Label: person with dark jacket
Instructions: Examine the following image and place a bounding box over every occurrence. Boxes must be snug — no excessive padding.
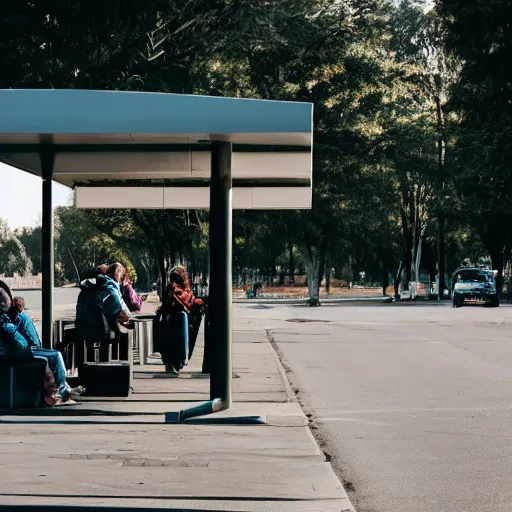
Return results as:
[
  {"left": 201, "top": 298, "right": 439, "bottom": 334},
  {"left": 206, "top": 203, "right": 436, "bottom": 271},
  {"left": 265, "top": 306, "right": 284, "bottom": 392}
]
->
[
  {"left": 75, "top": 263, "right": 128, "bottom": 358},
  {"left": 155, "top": 266, "right": 203, "bottom": 374},
  {"left": 0, "top": 285, "right": 80, "bottom": 404}
]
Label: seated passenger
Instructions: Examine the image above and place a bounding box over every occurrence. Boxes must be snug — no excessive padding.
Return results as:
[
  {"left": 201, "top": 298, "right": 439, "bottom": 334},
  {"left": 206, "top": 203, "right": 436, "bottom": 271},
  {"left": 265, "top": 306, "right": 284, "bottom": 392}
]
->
[
  {"left": 92, "top": 264, "right": 133, "bottom": 322},
  {"left": 121, "top": 273, "right": 142, "bottom": 313},
  {"left": 6, "top": 294, "right": 83, "bottom": 401},
  {"left": 75, "top": 263, "right": 129, "bottom": 360},
  {"left": 0, "top": 288, "right": 78, "bottom": 405}
]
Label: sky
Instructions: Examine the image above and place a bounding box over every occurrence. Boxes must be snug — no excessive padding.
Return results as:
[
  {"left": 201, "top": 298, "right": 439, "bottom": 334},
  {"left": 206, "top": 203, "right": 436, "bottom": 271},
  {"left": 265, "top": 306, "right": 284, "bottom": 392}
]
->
[{"left": 0, "top": 162, "right": 73, "bottom": 229}]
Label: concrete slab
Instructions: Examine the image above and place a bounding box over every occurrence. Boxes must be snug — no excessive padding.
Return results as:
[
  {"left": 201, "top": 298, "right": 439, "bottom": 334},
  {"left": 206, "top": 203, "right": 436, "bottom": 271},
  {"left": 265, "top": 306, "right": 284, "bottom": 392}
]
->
[{"left": 0, "top": 308, "right": 353, "bottom": 511}]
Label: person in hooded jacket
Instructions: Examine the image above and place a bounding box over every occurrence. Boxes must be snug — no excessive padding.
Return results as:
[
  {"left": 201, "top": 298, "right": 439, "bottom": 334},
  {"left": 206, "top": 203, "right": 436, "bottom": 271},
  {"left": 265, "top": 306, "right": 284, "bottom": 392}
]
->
[
  {"left": 75, "top": 263, "right": 128, "bottom": 361},
  {"left": 0, "top": 284, "right": 80, "bottom": 404}
]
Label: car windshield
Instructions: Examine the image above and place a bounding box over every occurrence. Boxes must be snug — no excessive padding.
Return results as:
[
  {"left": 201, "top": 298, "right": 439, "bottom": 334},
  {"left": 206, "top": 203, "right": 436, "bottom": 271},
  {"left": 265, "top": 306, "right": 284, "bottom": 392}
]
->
[{"left": 456, "top": 270, "right": 491, "bottom": 283}]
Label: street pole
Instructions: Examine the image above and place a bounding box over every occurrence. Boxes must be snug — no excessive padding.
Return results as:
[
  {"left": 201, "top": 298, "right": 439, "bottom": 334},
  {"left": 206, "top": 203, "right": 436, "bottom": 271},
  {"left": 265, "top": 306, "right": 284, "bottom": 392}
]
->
[
  {"left": 40, "top": 148, "right": 55, "bottom": 348},
  {"left": 208, "top": 140, "right": 232, "bottom": 405}
]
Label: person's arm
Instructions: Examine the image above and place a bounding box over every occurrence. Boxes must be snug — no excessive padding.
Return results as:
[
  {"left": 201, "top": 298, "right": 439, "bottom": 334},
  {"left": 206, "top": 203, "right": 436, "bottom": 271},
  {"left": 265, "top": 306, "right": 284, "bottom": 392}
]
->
[
  {"left": 0, "top": 316, "right": 33, "bottom": 360},
  {"left": 0, "top": 317, "right": 18, "bottom": 338},
  {"left": 122, "top": 283, "right": 142, "bottom": 313},
  {"left": 17, "top": 312, "right": 42, "bottom": 347},
  {"left": 101, "top": 293, "right": 123, "bottom": 334}
]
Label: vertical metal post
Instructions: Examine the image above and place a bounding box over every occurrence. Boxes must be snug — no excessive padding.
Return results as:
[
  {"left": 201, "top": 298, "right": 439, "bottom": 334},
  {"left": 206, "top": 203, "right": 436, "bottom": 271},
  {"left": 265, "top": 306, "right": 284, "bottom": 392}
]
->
[
  {"left": 209, "top": 140, "right": 232, "bottom": 405},
  {"left": 41, "top": 148, "right": 55, "bottom": 349}
]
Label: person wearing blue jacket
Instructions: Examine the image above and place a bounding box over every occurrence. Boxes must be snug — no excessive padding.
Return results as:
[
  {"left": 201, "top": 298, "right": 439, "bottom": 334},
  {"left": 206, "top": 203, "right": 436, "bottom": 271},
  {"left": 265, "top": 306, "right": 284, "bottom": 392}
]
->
[
  {"left": 0, "top": 290, "right": 79, "bottom": 402},
  {"left": 75, "top": 263, "right": 127, "bottom": 361}
]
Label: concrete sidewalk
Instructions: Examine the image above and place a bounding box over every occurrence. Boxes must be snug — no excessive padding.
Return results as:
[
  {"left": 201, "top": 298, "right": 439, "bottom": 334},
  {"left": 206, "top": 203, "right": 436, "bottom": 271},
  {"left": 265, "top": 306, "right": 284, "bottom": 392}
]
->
[{"left": 0, "top": 320, "right": 354, "bottom": 511}]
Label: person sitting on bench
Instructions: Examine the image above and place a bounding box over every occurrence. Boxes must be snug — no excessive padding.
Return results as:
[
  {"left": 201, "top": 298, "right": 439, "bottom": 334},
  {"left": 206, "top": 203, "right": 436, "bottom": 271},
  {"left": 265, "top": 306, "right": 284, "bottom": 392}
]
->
[
  {"left": 0, "top": 288, "right": 80, "bottom": 405},
  {"left": 121, "top": 273, "right": 142, "bottom": 313},
  {"left": 91, "top": 264, "right": 134, "bottom": 325},
  {"left": 75, "top": 262, "right": 129, "bottom": 361}
]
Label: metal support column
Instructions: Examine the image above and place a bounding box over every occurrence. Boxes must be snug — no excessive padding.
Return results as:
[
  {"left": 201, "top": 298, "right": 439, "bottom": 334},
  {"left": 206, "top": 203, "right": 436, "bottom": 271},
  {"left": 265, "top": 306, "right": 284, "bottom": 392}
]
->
[
  {"left": 209, "top": 140, "right": 232, "bottom": 405},
  {"left": 41, "top": 148, "right": 55, "bottom": 349},
  {"left": 167, "top": 141, "right": 264, "bottom": 424}
]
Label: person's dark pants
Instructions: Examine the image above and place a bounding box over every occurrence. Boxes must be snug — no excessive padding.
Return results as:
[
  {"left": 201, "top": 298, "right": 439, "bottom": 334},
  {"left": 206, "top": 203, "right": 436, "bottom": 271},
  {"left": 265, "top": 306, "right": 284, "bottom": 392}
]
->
[
  {"left": 31, "top": 347, "right": 71, "bottom": 399},
  {"left": 157, "top": 312, "right": 189, "bottom": 372},
  {"left": 188, "top": 307, "right": 203, "bottom": 359}
]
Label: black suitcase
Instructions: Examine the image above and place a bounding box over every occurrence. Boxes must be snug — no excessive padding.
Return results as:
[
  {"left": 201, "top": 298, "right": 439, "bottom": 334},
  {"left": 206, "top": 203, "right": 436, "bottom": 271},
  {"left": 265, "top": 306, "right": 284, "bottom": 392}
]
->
[
  {"left": 78, "top": 362, "right": 132, "bottom": 397},
  {"left": 0, "top": 359, "right": 46, "bottom": 409}
]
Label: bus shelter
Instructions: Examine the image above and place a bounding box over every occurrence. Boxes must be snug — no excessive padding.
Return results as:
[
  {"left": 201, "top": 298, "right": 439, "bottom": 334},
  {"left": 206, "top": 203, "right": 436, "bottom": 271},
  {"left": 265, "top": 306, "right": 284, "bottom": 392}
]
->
[{"left": 0, "top": 89, "right": 313, "bottom": 421}]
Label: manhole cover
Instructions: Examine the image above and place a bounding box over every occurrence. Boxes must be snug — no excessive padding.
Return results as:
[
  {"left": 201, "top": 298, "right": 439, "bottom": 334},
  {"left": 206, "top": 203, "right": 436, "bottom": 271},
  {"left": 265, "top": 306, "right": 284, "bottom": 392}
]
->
[{"left": 286, "top": 319, "right": 330, "bottom": 323}]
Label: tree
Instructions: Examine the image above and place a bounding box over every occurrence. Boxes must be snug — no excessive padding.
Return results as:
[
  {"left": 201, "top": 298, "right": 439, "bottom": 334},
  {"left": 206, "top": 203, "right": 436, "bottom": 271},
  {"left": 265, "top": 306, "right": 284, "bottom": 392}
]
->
[
  {"left": 85, "top": 207, "right": 205, "bottom": 294},
  {"left": 15, "top": 226, "right": 42, "bottom": 275},
  {"left": 437, "top": 0, "right": 512, "bottom": 294},
  {"left": 0, "top": 219, "right": 31, "bottom": 277},
  {"left": 55, "top": 207, "right": 135, "bottom": 284}
]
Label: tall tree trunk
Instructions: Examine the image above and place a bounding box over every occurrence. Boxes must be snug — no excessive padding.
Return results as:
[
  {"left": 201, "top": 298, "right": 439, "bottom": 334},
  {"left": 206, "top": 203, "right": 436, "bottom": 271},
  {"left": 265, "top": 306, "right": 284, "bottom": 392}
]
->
[
  {"left": 437, "top": 217, "right": 446, "bottom": 298},
  {"left": 404, "top": 226, "right": 413, "bottom": 291},
  {"left": 157, "top": 249, "right": 167, "bottom": 298},
  {"left": 170, "top": 247, "right": 177, "bottom": 267},
  {"left": 394, "top": 261, "right": 403, "bottom": 298},
  {"left": 348, "top": 253, "right": 354, "bottom": 287},
  {"left": 288, "top": 244, "right": 294, "bottom": 285},
  {"left": 141, "top": 260, "right": 150, "bottom": 291},
  {"left": 413, "top": 225, "right": 425, "bottom": 285},
  {"left": 318, "top": 241, "right": 326, "bottom": 292},
  {"left": 304, "top": 246, "right": 322, "bottom": 306},
  {"left": 435, "top": 94, "right": 447, "bottom": 300},
  {"left": 325, "top": 260, "right": 331, "bottom": 295},
  {"left": 400, "top": 204, "right": 413, "bottom": 292},
  {"left": 382, "top": 260, "right": 390, "bottom": 297}
]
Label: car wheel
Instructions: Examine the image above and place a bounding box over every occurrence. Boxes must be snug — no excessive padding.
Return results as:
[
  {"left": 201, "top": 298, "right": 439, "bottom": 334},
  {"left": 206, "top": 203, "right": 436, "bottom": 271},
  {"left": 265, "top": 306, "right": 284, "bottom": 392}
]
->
[
  {"left": 489, "top": 297, "right": 500, "bottom": 308},
  {"left": 452, "top": 296, "right": 461, "bottom": 308}
]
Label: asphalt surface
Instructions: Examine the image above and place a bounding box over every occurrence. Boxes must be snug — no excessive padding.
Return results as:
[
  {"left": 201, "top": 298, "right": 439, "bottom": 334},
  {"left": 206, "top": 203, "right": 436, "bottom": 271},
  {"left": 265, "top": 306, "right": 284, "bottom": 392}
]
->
[
  {"left": 264, "top": 302, "right": 512, "bottom": 512},
  {"left": 18, "top": 288, "right": 80, "bottom": 310}
]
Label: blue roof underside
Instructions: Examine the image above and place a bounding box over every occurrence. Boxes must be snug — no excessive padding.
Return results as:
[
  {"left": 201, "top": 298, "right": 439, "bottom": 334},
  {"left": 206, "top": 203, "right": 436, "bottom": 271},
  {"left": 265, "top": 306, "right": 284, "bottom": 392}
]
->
[{"left": 0, "top": 90, "right": 312, "bottom": 136}]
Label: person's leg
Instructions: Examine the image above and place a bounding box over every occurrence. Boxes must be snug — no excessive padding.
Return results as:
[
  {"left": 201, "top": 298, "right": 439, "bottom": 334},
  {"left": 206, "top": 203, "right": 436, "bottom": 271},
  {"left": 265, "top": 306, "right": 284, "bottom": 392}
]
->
[
  {"left": 170, "top": 312, "right": 189, "bottom": 371},
  {"left": 159, "top": 315, "right": 178, "bottom": 373},
  {"left": 31, "top": 348, "right": 71, "bottom": 399},
  {"left": 180, "top": 312, "right": 189, "bottom": 367}
]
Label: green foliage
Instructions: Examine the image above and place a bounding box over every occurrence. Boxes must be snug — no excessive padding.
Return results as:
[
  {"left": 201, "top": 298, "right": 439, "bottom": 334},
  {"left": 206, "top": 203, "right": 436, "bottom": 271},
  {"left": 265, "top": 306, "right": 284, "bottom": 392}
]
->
[
  {"left": 15, "top": 226, "right": 42, "bottom": 275},
  {"left": 437, "top": 0, "right": 512, "bottom": 283},
  {"left": 54, "top": 207, "right": 135, "bottom": 284},
  {"left": 2, "top": 0, "right": 504, "bottom": 299},
  {"left": 0, "top": 219, "right": 31, "bottom": 277}
]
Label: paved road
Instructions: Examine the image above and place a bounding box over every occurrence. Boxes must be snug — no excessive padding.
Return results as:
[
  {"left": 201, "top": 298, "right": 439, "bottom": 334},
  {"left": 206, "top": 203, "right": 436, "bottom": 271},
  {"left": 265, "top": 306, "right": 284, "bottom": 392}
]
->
[
  {"left": 15, "top": 288, "right": 80, "bottom": 311},
  {"left": 263, "top": 303, "right": 512, "bottom": 512}
]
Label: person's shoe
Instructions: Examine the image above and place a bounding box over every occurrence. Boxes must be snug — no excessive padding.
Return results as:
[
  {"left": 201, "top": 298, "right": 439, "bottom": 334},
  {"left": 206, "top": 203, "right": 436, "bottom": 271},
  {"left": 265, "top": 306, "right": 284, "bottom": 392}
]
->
[
  {"left": 70, "top": 386, "right": 86, "bottom": 400},
  {"left": 165, "top": 365, "right": 179, "bottom": 375},
  {"left": 44, "top": 392, "right": 62, "bottom": 407},
  {"left": 58, "top": 398, "right": 78, "bottom": 406}
]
